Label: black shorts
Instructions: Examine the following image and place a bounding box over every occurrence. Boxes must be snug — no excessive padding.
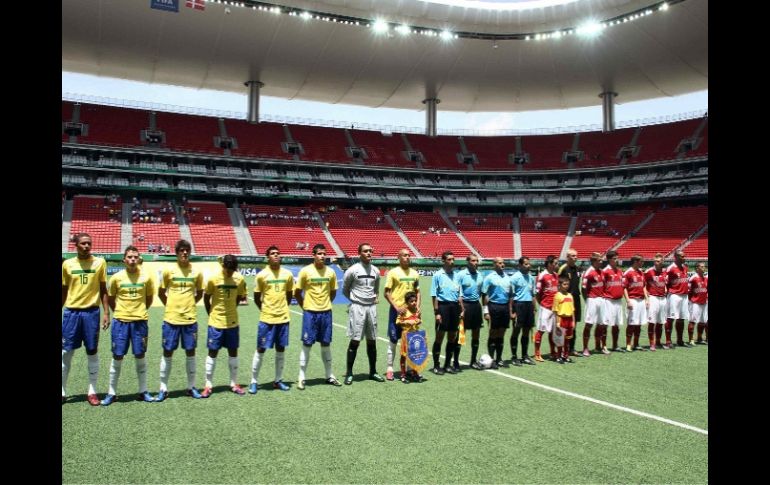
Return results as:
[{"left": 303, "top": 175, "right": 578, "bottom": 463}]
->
[
  {"left": 514, "top": 301, "right": 535, "bottom": 328},
  {"left": 489, "top": 302, "right": 511, "bottom": 329},
  {"left": 436, "top": 301, "right": 461, "bottom": 332},
  {"left": 462, "top": 301, "right": 482, "bottom": 330}
]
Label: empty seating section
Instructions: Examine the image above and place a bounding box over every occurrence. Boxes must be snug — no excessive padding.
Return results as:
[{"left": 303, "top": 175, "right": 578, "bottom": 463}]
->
[
  {"left": 577, "top": 128, "right": 635, "bottom": 167},
  {"left": 69, "top": 195, "right": 123, "bottom": 252},
  {"left": 241, "top": 204, "right": 329, "bottom": 256},
  {"left": 392, "top": 212, "right": 472, "bottom": 258},
  {"left": 79, "top": 103, "right": 149, "bottom": 147},
  {"left": 520, "top": 134, "right": 574, "bottom": 170},
  {"left": 406, "top": 134, "right": 464, "bottom": 170},
  {"left": 631, "top": 119, "right": 701, "bottom": 163},
  {"left": 348, "top": 130, "right": 408, "bottom": 167},
  {"left": 691, "top": 123, "right": 708, "bottom": 156},
  {"left": 184, "top": 201, "right": 241, "bottom": 255},
  {"left": 321, "top": 209, "right": 408, "bottom": 257},
  {"left": 131, "top": 200, "right": 180, "bottom": 253},
  {"left": 463, "top": 136, "right": 516, "bottom": 170},
  {"left": 519, "top": 216, "right": 571, "bottom": 258},
  {"left": 225, "top": 120, "right": 292, "bottom": 160},
  {"left": 684, "top": 229, "right": 708, "bottom": 259},
  {"left": 570, "top": 213, "right": 648, "bottom": 255},
  {"left": 453, "top": 215, "right": 514, "bottom": 258},
  {"left": 62, "top": 101, "right": 74, "bottom": 142},
  {"left": 617, "top": 206, "right": 707, "bottom": 258},
  {"left": 290, "top": 125, "right": 351, "bottom": 163},
  {"left": 156, "top": 112, "right": 221, "bottom": 154}
]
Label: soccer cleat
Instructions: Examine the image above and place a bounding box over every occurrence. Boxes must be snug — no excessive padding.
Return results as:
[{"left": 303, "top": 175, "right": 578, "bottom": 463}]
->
[
  {"left": 186, "top": 387, "right": 202, "bottom": 399},
  {"left": 626, "top": 345, "right": 633, "bottom": 352},
  {"left": 695, "top": 339, "right": 706, "bottom": 345},
  {"left": 582, "top": 348, "right": 591, "bottom": 357},
  {"left": 273, "top": 381, "right": 291, "bottom": 391},
  {"left": 138, "top": 391, "right": 155, "bottom": 402},
  {"left": 413, "top": 373, "right": 426, "bottom": 383},
  {"left": 612, "top": 347, "right": 626, "bottom": 353},
  {"left": 200, "top": 387, "right": 213, "bottom": 398},
  {"left": 87, "top": 394, "right": 101, "bottom": 406},
  {"left": 248, "top": 383, "right": 259, "bottom": 394},
  {"left": 325, "top": 377, "right": 342, "bottom": 387},
  {"left": 62, "top": 396, "right": 66, "bottom": 404},
  {"left": 344, "top": 375, "right": 353, "bottom": 385},
  {"left": 231, "top": 384, "right": 246, "bottom": 395},
  {"left": 601, "top": 347, "right": 611, "bottom": 355},
  {"left": 385, "top": 370, "right": 394, "bottom": 381},
  {"left": 470, "top": 362, "right": 482, "bottom": 370},
  {"left": 556, "top": 357, "right": 565, "bottom": 364},
  {"left": 684, "top": 341, "right": 695, "bottom": 348},
  {"left": 444, "top": 366, "right": 457, "bottom": 374},
  {"left": 649, "top": 344, "right": 656, "bottom": 351},
  {"left": 100, "top": 394, "right": 117, "bottom": 406},
  {"left": 496, "top": 360, "right": 508, "bottom": 368},
  {"left": 564, "top": 357, "right": 574, "bottom": 363},
  {"left": 511, "top": 358, "right": 522, "bottom": 367},
  {"left": 400, "top": 374, "right": 409, "bottom": 384},
  {"left": 571, "top": 350, "right": 581, "bottom": 357},
  {"left": 431, "top": 367, "right": 445, "bottom": 375},
  {"left": 634, "top": 346, "right": 647, "bottom": 352},
  {"left": 369, "top": 373, "right": 385, "bottom": 383},
  {"left": 297, "top": 380, "right": 306, "bottom": 390},
  {"left": 521, "top": 356, "right": 536, "bottom": 365},
  {"left": 155, "top": 390, "right": 168, "bottom": 402},
  {"left": 662, "top": 344, "right": 672, "bottom": 350},
  {"left": 534, "top": 354, "right": 545, "bottom": 362},
  {"left": 490, "top": 361, "right": 499, "bottom": 369},
  {"left": 452, "top": 364, "right": 462, "bottom": 373}
]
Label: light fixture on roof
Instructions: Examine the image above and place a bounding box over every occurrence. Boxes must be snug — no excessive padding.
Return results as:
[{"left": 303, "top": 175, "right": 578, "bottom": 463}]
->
[
  {"left": 395, "top": 24, "right": 411, "bottom": 35},
  {"left": 372, "top": 19, "right": 389, "bottom": 32},
  {"left": 440, "top": 30, "right": 454, "bottom": 40}
]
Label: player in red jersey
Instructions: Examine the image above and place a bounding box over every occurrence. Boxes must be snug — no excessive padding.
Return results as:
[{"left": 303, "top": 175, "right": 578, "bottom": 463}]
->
[
  {"left": 644, "top": 253, "right": 668, "bottom": 351},
  {"left": 581, "top": 252, "right": 605, "bottom": 356},
  {"left": 601, "top": 250, "right": 625, "bottom": 353},
  {"left": 688, "top": 262, "right": 708, "bottom": 345},
  {"left": 534, "top": 255, "right": 559, "bottom": 362},
  {"left": 665, "top": 250, "right": 690, "bottom": 348},
  {"left": 622, "top": 255, "right": 648, "bottom": 351}
]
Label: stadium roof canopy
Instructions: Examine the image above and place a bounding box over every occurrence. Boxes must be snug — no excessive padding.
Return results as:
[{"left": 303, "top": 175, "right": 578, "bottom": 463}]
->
[{"left": 62, "top": 0, "right": 707, "bottom": 112}]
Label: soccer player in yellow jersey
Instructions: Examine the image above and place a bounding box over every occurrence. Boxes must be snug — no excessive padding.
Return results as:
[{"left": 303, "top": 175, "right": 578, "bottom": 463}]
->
[
  {"left": 101, "top": 246, "right": 155, "bottom": 405},
  {"left": 201, "top": 255, "right": 248, "bottom": 398},
  {"left": 383, "top": 248, "right": 420, "bottom": 381},
  {"left": 250, "top": 246, "right": 295, "bottom": 393},
  {"left": 62, "top": 233, "right": 109, "bottom": 405},
  {"left": 156, "top": 240, "right": 204, "bottom": 402},
  {"left": 294, "top": 244, "right": 342, "bottom": 390}
]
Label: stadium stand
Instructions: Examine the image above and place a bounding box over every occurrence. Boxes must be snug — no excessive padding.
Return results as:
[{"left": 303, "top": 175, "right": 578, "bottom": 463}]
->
[
  {"left": 225, "top": 119, "right": 293, "bottom": 160},
  {"left": 69, "top": 195, "right": 123, "bottom": 253},
  {"left": 519, "top": 134, "right": 574, "bottom": 170},
  {"left": 631, "top": 118, "right": 702, "bottom": 163},
  {"left": 453, "top": 215, "right": 515, "bottom": 258},
  {"left": 130, "top": 200, "right": 181, "bottom": 254},
  {"left": 570, "top": 212, "right": 649, "bottom": 255},
  {"left": 155, "top": 112, "right": 221, "bottom": 154},
  {"left": 392, "top": 211, "right": 472, "bottom": 258},
  {"left": 291, "top": 125, "right": 351, "bottom": 163},
  {"left": 405, "top": 134, "right": 464, "bottom": 170},
  {"left": 78, "top": 103, "right": 149, "bottom": 148},
  {"left": 518, "top": 216, "right": 571, "bottom": 258},
  {"left": 617, "top": 205, "right": 708, "bottom": 258},
  {"left": 241, "top": 204, "right": 330, "bottom": 256},
  {"left": 320, "top": 208, "right": 410, "bottom": 258},
  {"left": 183, "top": 201, "right": 241, "bottom": 255},
  {"left": 348, "top": 130, "right": 409, "bottom": 167},
  {"left": 684, "top": 229, "right": 708, "bottom": 259},
  {"left": 462, "top": 136, "right": 517, "bottom": 170}
]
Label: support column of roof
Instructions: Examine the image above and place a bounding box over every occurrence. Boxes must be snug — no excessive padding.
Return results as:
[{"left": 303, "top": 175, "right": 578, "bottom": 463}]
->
[
  {"left": 423, "top": 97, "right": 440, "bottom": 137},
  {"left": 600, "top": 91, "right": 617, "bottom": 132},
  {"left": 245, "top": 81, "right": 264, "bottom": 124}
]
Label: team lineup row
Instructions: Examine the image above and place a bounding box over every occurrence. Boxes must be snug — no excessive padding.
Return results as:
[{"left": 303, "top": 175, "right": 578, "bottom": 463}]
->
[{"left": 61, "top": 234, "right": 708, "bottom": 405}]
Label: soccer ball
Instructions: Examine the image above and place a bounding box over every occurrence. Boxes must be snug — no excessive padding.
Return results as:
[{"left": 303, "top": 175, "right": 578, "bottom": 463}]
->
[{"left": 478, "top": 354, "right": 493, "bottom": 369}]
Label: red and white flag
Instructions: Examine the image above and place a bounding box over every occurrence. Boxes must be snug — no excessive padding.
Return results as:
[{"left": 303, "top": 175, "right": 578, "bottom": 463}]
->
[{"left": 185, "top": 0, "right": 205, "bottom": 11}]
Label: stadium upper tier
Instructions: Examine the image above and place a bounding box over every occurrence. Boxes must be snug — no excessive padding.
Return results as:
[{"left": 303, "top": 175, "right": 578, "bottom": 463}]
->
[{"left": 63, "top": 101, "right": 708, "bottom": 171}]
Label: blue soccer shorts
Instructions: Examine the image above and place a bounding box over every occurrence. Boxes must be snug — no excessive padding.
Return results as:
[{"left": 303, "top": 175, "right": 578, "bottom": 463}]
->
[
  {"left": 62, "top": 307, "right": 101, "bottom": 352},
  {"left": 111, "top": 319, "right": 148, "bottom": 356},
  {"left": 207, "top": 326, "right": 240, "bottom": 351},
  {"left": 258, "top": 322, "right": 289, "bottom": 349},
  {"left": 301, "top": 310, "right": 333, "bottom": 346},
  {"left": 162, "top": 321, "right": 198, "bottom": 351}
]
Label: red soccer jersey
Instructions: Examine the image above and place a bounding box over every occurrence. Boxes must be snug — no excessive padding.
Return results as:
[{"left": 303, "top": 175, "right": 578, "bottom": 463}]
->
[
  {"left": 536, "top": 270, "right": 559, "bottom": 308},
  {"left": 602, "top": 265, "right": 624, "bottom": 300},
  {"left": 665, "top": 263, "right": 689, "bottom": 295},
  {"left": 688, "top": 274, "right": 708, "bottom": 304},
  {"left": 644, "top": 267, "right": 667, "bottom": 297},
  {"left": 582, "top": 266, "right": 604, "bottom": 298},
  {"left": 623, "top": 268, "right": 646, "bottom": 299}
]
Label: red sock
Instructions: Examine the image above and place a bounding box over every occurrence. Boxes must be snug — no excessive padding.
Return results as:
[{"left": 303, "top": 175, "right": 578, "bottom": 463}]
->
[
  {"left": 665, "top": 320, "right": 673, "bottom": 345},
  {"left": 675, "top": 319, "right": 685, "bottom": 344},
  {"left": 625, "top": 328, "right": 633, "bottom": 347},
  {"left": 534, "top": 330, "right": 543, "bottom": 354},
  {"left": 697, "top": 323, "right": 705, "bottom": 341},
  {"left": 648, "top": 325, "right": 655, "bottom": 346},
  {"left": 656, "top": 323, "right": 664, "bottom": 345},
  {"left": 611, "top": 326, "right": 619, "bottom": 348},
  {"left": 687, "top": 322, "right": 695, "bottom": 341},
  {"left": 633, "top": 326, "right": 641, "bottom": 348}
]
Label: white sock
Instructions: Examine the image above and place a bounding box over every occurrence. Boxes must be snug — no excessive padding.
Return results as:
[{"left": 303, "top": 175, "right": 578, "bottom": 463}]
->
[
  {"left": 205, "top": 356, "right": 216, "bottom": 389},
  {"left": 135, "top": 357, "right": 147, "bottom": 393},
  {"left": 298, "top": 345, "right": 311, "bottom": 382},
  {"left": 87, "top": 354, "right": 99, "bottom": 395},
  {"left": 251, "top": 351, "right": 263, "bottom": 384},
  {"left": 62, "top": 350, "right": 74, "bottom": 397},
  {"left": 186, "top": 356, "right": 197, "bottom": 389},
  {"left": 321, "top": 346, "right": 334, "bottom": 379},
  {"left": 228, "top": 357, "right": 239, "bottom": 387},
  {"left": 159, "top": 356, "right": 172, "bottom": 391},
  {"left": 275, "top": 352, "right": 285, "bottom": 382},
  {"left": 108, "top": 358, "right": 122, "bottom": 395},
  {"left": 387, "top": 341, "right": 397, "bottom": 370}
]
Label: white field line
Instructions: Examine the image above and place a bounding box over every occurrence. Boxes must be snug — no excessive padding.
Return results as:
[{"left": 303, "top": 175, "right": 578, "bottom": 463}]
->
[{"left": 289, "top": 309, "right": 708, "bottom": 436}]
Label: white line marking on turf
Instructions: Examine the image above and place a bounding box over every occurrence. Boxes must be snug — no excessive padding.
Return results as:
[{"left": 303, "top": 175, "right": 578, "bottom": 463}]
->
[{"left": 290, "top": 308, "right": 708, "bottom": 436}]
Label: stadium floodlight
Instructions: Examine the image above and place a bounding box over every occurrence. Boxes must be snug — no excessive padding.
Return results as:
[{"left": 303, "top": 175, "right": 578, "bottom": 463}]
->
[
  {"left": 300, "top": 11, "right": 311, "bottom": 20},
  {"left": 576, "top": 21, "right": 603, "bottom": 37},
  {"left": 440, "top": 30, "right": 454, "bottom": 40},
  {"left": 395, "top": 24, "right": 411, "bottom": 35},
  {"left": 660, "top": 2, "right": 669, "bottom": 11},
  {"left": 372, "top": 19, "right": 389, "bottom": 33}
]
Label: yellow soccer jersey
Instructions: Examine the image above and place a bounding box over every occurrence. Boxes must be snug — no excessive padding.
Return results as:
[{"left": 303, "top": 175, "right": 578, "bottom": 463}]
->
[
  {"left": 384, "top": 266, "right": 420, "bottom": 308},
  {"left": 108, "top": 269, "right": 155, "bottom": 321},
  {"left": 396, "top": 308, "right": 422, "bottom": 331},
  {"left": 160, "top": 264, "right": 204, "bottom": 325},
  {"left": 62, "top": 256, "right": 107, "bottom": 309},
  {"left": 552, "top": 291, "right": 575, "bottom": 318},
  {"left": 297, "top": 264, "right": 338, "bottom": 312},
  {"left": 205, "top": 271, "right": 247, "bottom": 329},
  {"left": 255, "top": 267, "right": 295, "bottom": 324}
]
